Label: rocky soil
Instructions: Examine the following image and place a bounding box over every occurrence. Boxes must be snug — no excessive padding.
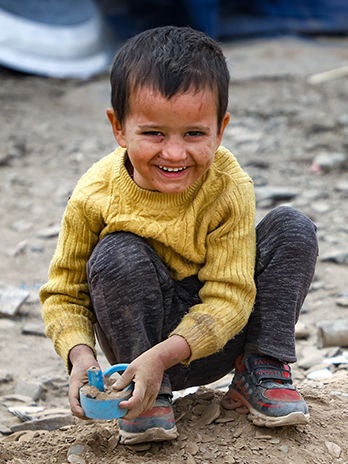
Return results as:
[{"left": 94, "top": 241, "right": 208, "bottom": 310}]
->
[{"left": 0, "top": 35, "right": 348, "bottom": 463}]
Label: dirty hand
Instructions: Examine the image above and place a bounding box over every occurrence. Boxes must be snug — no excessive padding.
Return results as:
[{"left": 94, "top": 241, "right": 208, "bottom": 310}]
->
[
  {"left": 68, "top": 344, "right": 100, "bottom": 418},
  {"left": 113, "top": 335, "right": 191, "bottom": 420},
  {"left": 114, "top": 350, "right": 165, "bottom": 419}
]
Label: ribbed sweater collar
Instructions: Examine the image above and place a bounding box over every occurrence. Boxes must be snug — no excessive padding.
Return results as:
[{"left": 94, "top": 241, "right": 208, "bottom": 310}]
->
[{"left": 115, "top": 147, "right": 207, "bottom": 209}]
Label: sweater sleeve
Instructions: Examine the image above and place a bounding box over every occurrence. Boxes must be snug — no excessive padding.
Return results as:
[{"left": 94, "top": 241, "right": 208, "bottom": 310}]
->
[
  {"left": 170, "top": 178, "right": 256, "bottom": 363},
  {"left": 40, "top": 197, "right": 101, "bottom": 371}
]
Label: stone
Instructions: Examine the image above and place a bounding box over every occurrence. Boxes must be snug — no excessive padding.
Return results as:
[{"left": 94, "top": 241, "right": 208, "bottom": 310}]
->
[
  {"left": 14, "top": 381, "right": 43, "bottom": 402},
  {"left": 186, "top": 442, "right": 199, "bottom": 455},
  {"left": 10, "top": 413, "right": 75, "bottom": 432},
  {"left": 311, "top": 152, "right": 347, "bottom": 172},
  {"left": 325, "top": 441, "right": 341, "bottom": 458},
  {"left": 21, "top": 322, "right": 46, "bottom": 337},
  {"left": 37, "top": 224, "right": 61, "bottom": 238},
  {"left": 0, "top": 370, "right": 13, "bottom": 384},
  {"left": 199, "top": 401, "right": 221, "bottom": 425},
  {"left": 0, "top": 283, "right": 29, "bottom": 317},
  {"left": 295, "top": 322, "right": 311, "bottom": 340},
  {"left": 67, "top": 444, "right": 88, "bottom": 464},
  {"left": 255, "top": 185, "right": 299, "bottom": 204},
  {"left": 321, "top": 251, "right": 348, "bottom": 265}
]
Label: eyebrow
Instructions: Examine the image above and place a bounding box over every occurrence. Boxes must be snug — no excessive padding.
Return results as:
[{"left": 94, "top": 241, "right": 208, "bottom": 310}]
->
[{"left": 137, "top": 124, "right": 211, "bottom": 131}]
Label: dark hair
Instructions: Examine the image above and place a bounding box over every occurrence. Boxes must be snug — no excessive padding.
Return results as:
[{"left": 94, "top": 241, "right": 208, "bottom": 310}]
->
[{"left": 110, "top": 26, "right": 229, "bottom": 129}]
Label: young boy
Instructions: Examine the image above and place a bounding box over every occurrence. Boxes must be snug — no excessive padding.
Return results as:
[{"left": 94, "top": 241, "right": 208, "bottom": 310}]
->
[{"left": 40, "top": 26, "right": 318, "bottom": 445}]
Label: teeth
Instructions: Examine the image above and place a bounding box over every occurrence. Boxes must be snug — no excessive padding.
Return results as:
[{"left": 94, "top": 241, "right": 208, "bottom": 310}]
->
[{"left": 159, "top": 166, "right": 186, "bottom": 172}]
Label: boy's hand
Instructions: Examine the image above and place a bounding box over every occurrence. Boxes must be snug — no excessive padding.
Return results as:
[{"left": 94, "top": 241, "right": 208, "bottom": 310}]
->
[
  {"left": 68, "top": 344, "right": 99, "bottom": 418},
  {"left": 114, "top": 335, "right": 190, "bottom": 419}
]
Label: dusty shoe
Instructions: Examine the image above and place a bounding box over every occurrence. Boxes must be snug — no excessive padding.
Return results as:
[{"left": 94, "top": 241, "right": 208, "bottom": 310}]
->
[
  {"left": 118, "top": 395, "right": 178, "bottom": 445},
  {"left": 221, "top": 353, "right": 310, "bottom": 427}
]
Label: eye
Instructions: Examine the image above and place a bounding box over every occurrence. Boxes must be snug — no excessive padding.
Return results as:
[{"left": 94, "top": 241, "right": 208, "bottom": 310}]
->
[
  {"left": 143, "top": 131, "right": 163, "bottom": 137},
  {"left": 186, "top": 130, "right": 205, "bottom": 137}
]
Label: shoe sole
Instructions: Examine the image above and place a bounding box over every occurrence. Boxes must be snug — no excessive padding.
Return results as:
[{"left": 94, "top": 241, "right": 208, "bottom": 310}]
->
[
  {"left": 119, "top": 426, "right": 178, "bottom": 445},
  {"left": 222, "top": 390, "right": 310, "bottom": 428}
]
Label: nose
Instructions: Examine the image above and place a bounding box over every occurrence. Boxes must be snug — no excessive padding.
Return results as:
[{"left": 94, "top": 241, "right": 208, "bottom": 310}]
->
[{"left": 161, "top": 136, "right": 187, "bottom": 162}]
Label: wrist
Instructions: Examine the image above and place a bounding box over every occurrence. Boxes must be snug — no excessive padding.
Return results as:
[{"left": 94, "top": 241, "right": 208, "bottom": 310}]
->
[
  {"left": 157, "top": 335, "right": 191, "bottom": 370},
  {"left": 69, "top": 344, "right": 96, "bottom": 365}
]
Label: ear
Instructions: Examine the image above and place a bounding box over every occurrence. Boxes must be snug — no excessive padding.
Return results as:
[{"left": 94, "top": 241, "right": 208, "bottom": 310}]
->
[
  {"left": 217, "top": 112, "right": 230, "bottom": 144},
  {"left": 106, "top": 108, "right": 127, "bottom": 147}
]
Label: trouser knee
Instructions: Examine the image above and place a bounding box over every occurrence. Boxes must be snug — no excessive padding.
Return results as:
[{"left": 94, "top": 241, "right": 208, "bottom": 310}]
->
[
  {"left": 258, "top": 206, "right": 317, "bottom": 250},
  {"left": 87, "top": 232, "right": 149, "bottom": 281}
]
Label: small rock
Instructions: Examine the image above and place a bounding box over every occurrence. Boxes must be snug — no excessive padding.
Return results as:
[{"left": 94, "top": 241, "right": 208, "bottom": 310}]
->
[
  {"left": 15, "top": 380, "right": 43, "bottom": 402},
  {"left": 279, "top": 445, "right": 289, "bottom": 453},
  {"left": 321, "top": 251, "right": 348, "bottom": 265},
  {"left": 307, "top": 368, "right": 332, "bottom": 380},
  {"left": 325, "top": 441, "right": 341, "bottom": 458},
  {"left": 10, "top": 414, "right": 75, "bottom": 432},
  {"left": 334, "top": 181, "right": 348, "bottom": 194},
  {"left": 0, "top": 422, "right": 12, "bottom": 434},
  {"left": 67, "top": 444, "right": 87, "bottom": 464},
  {"left": 21, "top": 322, "right": 46, "bottom": 337},
  {"left": 255, "top": 186, "right": 299, "bottom": 204},
  {"left": 186, "top": 454, "right": 197, "bottom": 464},
  {"left": 311, "top": 152, "right": 347, "bottom": 173},
  {"left": 311, "top": 201, "right": 331, "bottom": 214},
  {"left": 0, "top": 370, "right": 13, "bottom": 384},
  {"left": 0, "top": 283, "right": 29, "bottom": 317},
  {"left": 199, "top": 401, "right": 221, "bottom": 425},
  {"left": 295, "top": 322, "right": 311, "bottom": 340},
  {"left": 37, "top": 224, "right": 61, "bottom": 239},
  {"left": 126, "top": 442, "right": 151, "bottom": 452},
  {"left": 297, "top": 353, "right": 324, "bottom": 370},
  {"left": 336, "top": 295, "right": 348, "bottom": 307},
  {"left": 186, "top": 442, "right": 199, "bottom": 455}
]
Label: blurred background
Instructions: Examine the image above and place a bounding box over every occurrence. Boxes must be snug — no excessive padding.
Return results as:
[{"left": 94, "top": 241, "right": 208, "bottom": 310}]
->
[{"left": 0, "top": 0, "right": 347, "bottom": 79}]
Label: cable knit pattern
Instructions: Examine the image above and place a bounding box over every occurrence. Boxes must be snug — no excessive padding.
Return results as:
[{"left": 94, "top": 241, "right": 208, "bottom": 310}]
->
[{"left": 40, "top": 146, "right": 256, "bottom": 370}]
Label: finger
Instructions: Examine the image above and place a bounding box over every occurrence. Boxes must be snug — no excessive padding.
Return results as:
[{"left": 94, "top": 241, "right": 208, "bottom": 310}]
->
[
  {"left": 112, "top": 367, "right": 135, "bottom": 391},
  {"left": 70, "top": 397, "right": 87, "bottom": 419}
]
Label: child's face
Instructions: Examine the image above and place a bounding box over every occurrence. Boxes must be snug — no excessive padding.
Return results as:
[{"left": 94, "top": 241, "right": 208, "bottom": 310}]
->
[{"left": 107, "top": 86, "right": 229, "bottom": 194}]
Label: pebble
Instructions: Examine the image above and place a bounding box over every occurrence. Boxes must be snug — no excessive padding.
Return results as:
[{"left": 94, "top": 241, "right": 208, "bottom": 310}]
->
[
  {"left": 67, "top": 444, "right": 88, "bottom": 464},
  {"left": 255, "top": 185, "right": 299, "bottom": 204},
  {"left": 336, "top": 295, "right": 348, "bottom": 307},
  {"left": 186, "top": 442, "right": 199, "bottom": 455},
  {"left": 311, "top": 152, "right": 347, "bottom": 172},
  {"left": 37, "top": 224, "right": 61, "bottom": 239},
  {"left": 10, "top": 413, "right": 75, "bottom": 432},
  {"left": 0, "top": 370, "right": 13, "bottom": 384},
  {"left": 321, "top": 251, "right": 348, "bottom": 265},
  {"left": 0, "top": 283, "right": 29, "bottom": 317},
  {"left": 21, "top": 322, "right": 46, "bottom": 337},
  {"left": 325, "top": 441, "right": 341, "bottom": 458},
  {"left": 295, "top": 322, "right": 311, "bottom": 340},
  {"left": 334, "top": 180, "right": 348, "bottom": 194},
  {"left": 199, "top": 401, "right": 221, "bottom": 425},
  {"left": 307, "top": 368, "right": 333, "bottom": 380},
  {"left": 14, "top": 380, "right": 43, "bottom": 402}
]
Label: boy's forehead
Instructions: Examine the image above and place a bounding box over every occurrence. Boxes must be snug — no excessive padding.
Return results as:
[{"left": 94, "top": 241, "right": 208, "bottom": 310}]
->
[{"left": 130, "top": 84, "right": 218, "bottom": 107}]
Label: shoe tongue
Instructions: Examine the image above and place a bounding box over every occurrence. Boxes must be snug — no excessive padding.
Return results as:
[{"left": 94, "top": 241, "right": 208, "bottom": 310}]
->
[{"left": 247, "top": 354, "right": 292, "bottom": 384}]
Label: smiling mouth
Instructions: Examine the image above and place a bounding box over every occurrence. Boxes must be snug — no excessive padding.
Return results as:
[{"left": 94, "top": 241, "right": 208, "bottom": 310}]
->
[{"left": 158, "top": 165, "right": 187, "bottom": 172}]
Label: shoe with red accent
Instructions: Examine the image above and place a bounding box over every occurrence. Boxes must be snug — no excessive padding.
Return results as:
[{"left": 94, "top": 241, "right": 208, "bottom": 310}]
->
[
  {"left": 221, "top": 353, "right": 310, "bottom": 427},
  {"left": 118, "top": 395, "right": 178, "bottom": 445}
]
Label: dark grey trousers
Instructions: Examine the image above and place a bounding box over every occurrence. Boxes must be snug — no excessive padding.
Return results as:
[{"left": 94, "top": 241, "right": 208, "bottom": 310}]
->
[{"left": 87, "top": 206, "right": 318, "bottom": 392}]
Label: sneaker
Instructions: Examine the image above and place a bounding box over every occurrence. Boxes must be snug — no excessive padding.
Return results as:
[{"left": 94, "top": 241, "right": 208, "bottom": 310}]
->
[
  {"left": 221, "top": 353, "right": 310, "bottom": 427},
  {"left": 118, "top": 395, "right": 178, "bottom": 445}
]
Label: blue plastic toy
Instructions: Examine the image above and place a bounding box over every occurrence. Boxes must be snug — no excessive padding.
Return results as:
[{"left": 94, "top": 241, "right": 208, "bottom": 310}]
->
[{"left": 80, "top": 363, "right": 133, "bottom": 419}]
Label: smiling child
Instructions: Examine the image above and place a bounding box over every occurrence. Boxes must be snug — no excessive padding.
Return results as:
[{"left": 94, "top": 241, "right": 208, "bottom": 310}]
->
[{"left": 40, "top": 26, "right": 318, "bottom": 445}]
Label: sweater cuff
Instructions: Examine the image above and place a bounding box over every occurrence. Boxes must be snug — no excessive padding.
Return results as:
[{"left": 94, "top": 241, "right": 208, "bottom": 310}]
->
[
  {"left": 169, "top": 314, "right": 221, "bottom": 365},
  {"left": 55, "top": 331, "right": 96, "bottom": 373}
]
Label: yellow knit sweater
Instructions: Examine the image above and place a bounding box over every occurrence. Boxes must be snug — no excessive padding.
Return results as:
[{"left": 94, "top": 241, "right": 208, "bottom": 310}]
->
[{"left": 40, "top": 146, "right": 256, "bottom": 370}]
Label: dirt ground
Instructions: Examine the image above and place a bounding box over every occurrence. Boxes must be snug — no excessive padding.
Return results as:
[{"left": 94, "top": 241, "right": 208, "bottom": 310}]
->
[{"left": 0, "top": 35, "right": 348, "bottom": 463}]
